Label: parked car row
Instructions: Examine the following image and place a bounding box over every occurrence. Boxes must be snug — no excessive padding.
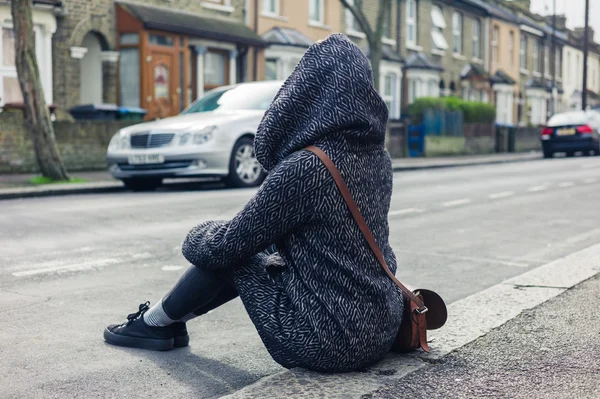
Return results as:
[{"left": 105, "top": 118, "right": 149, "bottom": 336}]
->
[{"left": 106, "top": 81, "right": 283, "bottom": 190}]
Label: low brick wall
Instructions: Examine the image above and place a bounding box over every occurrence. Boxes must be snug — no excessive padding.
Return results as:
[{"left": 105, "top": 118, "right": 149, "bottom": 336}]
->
[
  {"left": 0, "top": 110, "right": 138, "bottom": 173},
  {"left": 514, "top": 127, "right": 541, "bottom": 152}
]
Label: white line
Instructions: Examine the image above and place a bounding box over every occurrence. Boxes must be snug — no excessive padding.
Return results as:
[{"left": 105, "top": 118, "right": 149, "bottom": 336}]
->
[
  {"left": 388, "top": 208, "right": 424, "bottom": 216},
  {"left": 442, "top": 199, "right": 472, "bottom": 207},
  {"left": 488, "top": 191, "right": 515, "bottom": 199},
  {"left": 421, "top": 243, "right": 600, "bottom": 360},
  {"left": 528, "top": 185, "right": 548, "bottom": 192},
  {"left": 558, "top": 181, "right": 575, "bottom": 188},
  {"left": 583, "top": 178, "right": 597, "bottom": 184},
  {"left": 12, "top": 258, "right": 122, "bottom": 277}
]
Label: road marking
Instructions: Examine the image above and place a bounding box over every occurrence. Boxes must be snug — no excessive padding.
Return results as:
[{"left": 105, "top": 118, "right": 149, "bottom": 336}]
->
[
  {"left": 442, "top": 199, "right": 472, "bottom": 207},
  {"left": 558, "top": 181, "right": 575, "bottom": 188},
  {"left": 583, "top": 178, "right": 597, "bottom": 184},
  {"left": 161, "top": 265, "right": 185, "bottom": 272},
  {"left": 12, "top": 258, "right": 122, "bottom": 277},
  {"left": 388, "top": 208, "right": 425, "bottom": 216},
  {"left": 528, "top": 185, "right": 548, "bottom": 192},
  {"left": 488, "top": 191, "right": 515, "bottom": 199},
  {"left": 393, "top": 249, "right": 530, "bottom": 268},
  {"left": 565, "top": 229, "right": 600, "bottom": 244}
]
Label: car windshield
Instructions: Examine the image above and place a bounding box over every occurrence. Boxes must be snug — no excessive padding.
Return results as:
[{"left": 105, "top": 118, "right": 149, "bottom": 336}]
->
[
  {"left": 547, "top": 112, "right": 588, "bottom": 127},
  {"left": 182, "top": 83, "right": 280, "bottom": 114}
]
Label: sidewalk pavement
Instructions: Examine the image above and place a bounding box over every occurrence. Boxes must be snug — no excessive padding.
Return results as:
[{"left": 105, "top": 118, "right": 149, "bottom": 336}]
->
[
  {"left": 0, "top": 152, "right": 541, "bottom": 200},
  {"left": 372, "top": 273, "right": 600, "bottom": 399}
]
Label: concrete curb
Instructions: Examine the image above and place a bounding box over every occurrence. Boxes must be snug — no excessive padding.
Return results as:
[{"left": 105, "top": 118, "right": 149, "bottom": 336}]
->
[
  {"left": 0, "top": 182, "right": 123, "bottom": 200},
  {"left": 391, "top": 153, "right": 541, "bottom": 172},
  {"left": 0, "top": 153, "right": 542, "bottom": 200},
  {"left": 220, "top": 243, "right": 600, "bottom": 399}
]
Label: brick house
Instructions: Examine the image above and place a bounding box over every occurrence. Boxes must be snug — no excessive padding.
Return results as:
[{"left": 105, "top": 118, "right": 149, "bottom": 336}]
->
[
  {"left": 0, "top": 0, "right": 63, "bottom": 109},
  {"left": 396, "top": 0, "right": 490, "bottom": 110},
  {"left": 51, "top": 0, "right": 265, "bottom": 120},
  {"left": 250, "top": 0, "right": 343, "bottom": 82}
]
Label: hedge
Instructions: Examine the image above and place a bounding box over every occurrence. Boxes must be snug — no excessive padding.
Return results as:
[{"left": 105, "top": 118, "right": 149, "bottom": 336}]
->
[{"left": 408, "top": 97, "right": 496, "bottom": 124}]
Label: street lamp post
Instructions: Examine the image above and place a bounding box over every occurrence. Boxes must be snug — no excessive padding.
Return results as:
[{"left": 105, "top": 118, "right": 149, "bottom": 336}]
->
[{"left": 582, "top": 0, "right": 590, "bottom": 110}]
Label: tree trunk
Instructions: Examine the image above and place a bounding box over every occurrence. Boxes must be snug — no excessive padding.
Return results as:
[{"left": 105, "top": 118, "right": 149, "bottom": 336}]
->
[
  {"left": 369, "top": 38, "right": 383, "bottom": 91},
  {"left": 11, "top": 0, "right": 69, "bottom": 181}
]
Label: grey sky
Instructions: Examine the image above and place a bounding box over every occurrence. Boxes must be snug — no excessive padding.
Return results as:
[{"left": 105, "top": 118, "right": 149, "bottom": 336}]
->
[{"left": 530, "top": 0, "right": 597, "bottom": 35}]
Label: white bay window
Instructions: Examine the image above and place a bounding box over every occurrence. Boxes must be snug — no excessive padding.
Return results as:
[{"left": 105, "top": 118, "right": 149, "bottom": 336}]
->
[{"left": 0, "top": 7, "right": 55, "bottom": 107}]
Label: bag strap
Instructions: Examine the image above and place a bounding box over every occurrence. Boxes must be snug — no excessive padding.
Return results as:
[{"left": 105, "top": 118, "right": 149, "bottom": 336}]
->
[{"left": 305, "top": 146, "right": 427, "bottom": 313}]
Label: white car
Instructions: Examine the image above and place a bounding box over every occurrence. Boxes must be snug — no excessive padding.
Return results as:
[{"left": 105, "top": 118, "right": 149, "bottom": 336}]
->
[{"left": 106, "top": 81, "right": 282, "bottom": 190}]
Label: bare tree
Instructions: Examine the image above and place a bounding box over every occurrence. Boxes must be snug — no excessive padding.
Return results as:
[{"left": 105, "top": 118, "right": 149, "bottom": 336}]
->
[
  {"left": 11, "top": 0, "right": 69, "bottom": 181},
  {"left": 339, "top": 0, "right": 392, "bottom": 91}
]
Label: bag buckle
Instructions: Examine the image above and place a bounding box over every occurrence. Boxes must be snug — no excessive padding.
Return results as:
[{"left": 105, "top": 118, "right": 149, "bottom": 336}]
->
[{"left": 415, "top": 306, "right": 428, "bottom": 314}]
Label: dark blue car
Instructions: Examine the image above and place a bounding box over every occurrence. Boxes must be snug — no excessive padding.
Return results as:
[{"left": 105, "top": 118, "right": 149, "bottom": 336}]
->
[{"left": 541, "top": 111, "right": 600, "bottom": 158}]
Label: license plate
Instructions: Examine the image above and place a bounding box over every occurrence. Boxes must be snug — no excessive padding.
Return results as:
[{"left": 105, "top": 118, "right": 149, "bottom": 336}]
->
[
  {"left": 557, "top": 128, "right": 576, "bottom": 136},
  {"left": 128, "top": 154, "right": 165, "bottom": 165}
]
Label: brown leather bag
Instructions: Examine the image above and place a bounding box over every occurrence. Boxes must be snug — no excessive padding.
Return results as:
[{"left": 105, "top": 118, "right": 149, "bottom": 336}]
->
[{"left": 306, "top": 146, "right": 448, "bottom": 353}]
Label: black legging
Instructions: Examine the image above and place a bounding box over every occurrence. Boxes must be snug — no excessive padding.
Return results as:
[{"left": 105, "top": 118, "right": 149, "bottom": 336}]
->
[
  {"left": 161, "top": 267, "right": 238, "bottom": 320},
  {"left": 161, "top": 245, "right": 277, "bottom": 321}
]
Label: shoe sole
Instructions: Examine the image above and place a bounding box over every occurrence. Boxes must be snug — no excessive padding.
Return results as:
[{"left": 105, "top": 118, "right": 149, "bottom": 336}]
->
[
  {"left": 104, "top": 327, "right": 174, "bottom": 351},
  {"left": 174, "top": 335, "right": 189, "bottom": 348}
]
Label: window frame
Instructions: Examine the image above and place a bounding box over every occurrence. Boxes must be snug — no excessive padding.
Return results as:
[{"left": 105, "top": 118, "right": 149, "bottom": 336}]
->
[
  {"left": 345, "top": 0, "right": 362, "bottom": 34},
  {"left": 262, "top": 0, "right": 280, "bottom": 17},
  {"left": 491, "top": 26, "right": 499, "bottom": 66},
  {"left": 533, "top": 40, "right": 540, "bottom": 73},
  {"left": 309, "top": 0, "right": 325, "bottom": 26},
  {"left": 544, "top": 43, "right": 550, "bottom": 76},
  {"left": 452, "top": 12, "right": 463, "bottom": 55},
  {"left": 406, "top": 0, "right": 418, "bottom": 47},
  {"left": 520, "top": 34, "right": 527, "bottom": 70},
  {"left": 472, "top": 19, "right": 481, "bottom": 59},
  {"left": 508, "top": 31, "right": 515, "bottom": 67}
]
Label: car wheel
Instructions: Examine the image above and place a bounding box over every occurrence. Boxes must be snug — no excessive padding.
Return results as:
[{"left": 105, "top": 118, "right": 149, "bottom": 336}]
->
[
  {"left": 566, "top": 151, "right": 575, "bottom": 157},
  {"left": 543, "top": 150, "right": 553, "bottom": 159},
  {"left": 122, "top": 178, "right": 163, "bottom": 192},
  {"left": 226, "top": 137, "right": 266, "bottom": 188}
]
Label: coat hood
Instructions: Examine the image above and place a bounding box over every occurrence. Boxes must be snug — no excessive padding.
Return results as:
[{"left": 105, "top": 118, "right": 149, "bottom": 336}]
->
[{"left": 254, "top": 34, "right": 389, "bottom": 171}]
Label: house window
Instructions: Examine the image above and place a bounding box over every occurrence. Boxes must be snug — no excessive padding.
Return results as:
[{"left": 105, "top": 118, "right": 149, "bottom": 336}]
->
[
  {"left": 1, "top": 24, "right": 51, "bottom": 106},
  {"left": 508, "top": 31, "right": 515, "bottom": 67},
  {"left": 382, "top": 72, "right": 398, "bottom": 118},
  {"left": 555, "top": 49, "right": 561, "bottom": 78},
  {"left": 544, "top": 44, "right": 550, "bottom": 75},
  {"left": 406, "top": 0, "right": 418, "bottom": 46},
  {"left": 265, "top": 59, "right": 277, "bottom": 80},
  {"left": 345, "top": 0, "right": 361, "bottom": 32},
  {"left": 262, "top": 0, "right": 279, "bottom": 16},
  {"left": 491, "top": 26, "right": 499, "bottom": 66},
  {"left": 452, "top": 12, "right": 462, "bottom": 54},
  {"left": 383, "top": 1, "right": 392, "bottom": 40},
  {"left": 431, "top": 6, "right": 448, "bottom": 51},
  {"left": 309, "top": 0, "right": 325, "bottom": 25},
  {"left": 204, "top": 51, "right": 228, "bottom": 89},
  {"left": 520, "top": 34, "right": 527, "bottom": 70},
  {"left": 119, "top": 48, "right": 140, "bottom": 107},
  {"left": 472, "top": 19, "right": 480, "bottom": 59},
  {"left": 533, "top": 40, "right": 540, "bottom": 73},
  {"left": 409, "top": 79, "right": 419, "bottom": 103}
]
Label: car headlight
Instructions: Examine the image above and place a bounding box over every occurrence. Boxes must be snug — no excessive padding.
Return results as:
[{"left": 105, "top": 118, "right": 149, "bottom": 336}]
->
[
  {"left": 179, "top": 126, "right": 216, "bottom": 146},
  {"left": 108, "top": 132, "right": 130, "bottom": 151}
]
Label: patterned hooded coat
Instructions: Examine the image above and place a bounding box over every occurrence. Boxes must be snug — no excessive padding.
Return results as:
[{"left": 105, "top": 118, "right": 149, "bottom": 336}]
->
[{"left": 182, "top": 34, "right": 403, "bottom": 372}]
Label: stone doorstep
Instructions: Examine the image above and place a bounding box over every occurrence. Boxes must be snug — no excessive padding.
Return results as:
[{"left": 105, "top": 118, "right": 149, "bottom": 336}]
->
[{"left": 221, "top": 243, "right": 600, "bottom": 399}]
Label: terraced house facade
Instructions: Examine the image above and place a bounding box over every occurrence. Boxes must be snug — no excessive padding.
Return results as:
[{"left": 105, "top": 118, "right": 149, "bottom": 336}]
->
[{"left": 3, "top": 0, "right": 600, "bottom": 127}]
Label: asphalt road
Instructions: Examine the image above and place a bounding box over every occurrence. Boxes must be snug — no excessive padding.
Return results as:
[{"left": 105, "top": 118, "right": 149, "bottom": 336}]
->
[{"left": 1, "top": 155, "right": 599, "bottom": 398}]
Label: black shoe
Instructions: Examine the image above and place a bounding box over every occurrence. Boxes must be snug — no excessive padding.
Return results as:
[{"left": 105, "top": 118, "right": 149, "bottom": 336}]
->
[
  {"left": 104, "top": 302, "right": 174, "bottom": 351},
  {"left": 172, "top": 322, "right": 189, "bottom": 348}
]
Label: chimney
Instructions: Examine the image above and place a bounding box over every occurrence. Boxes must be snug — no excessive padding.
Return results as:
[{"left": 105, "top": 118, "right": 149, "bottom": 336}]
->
[
  {"left": 508, "top": 0, "right": 531, "bottom": 11},
  {"left": 574, "top": 26, "right": 595, "bottom": 42},
  {"left": 546, "top": 15, "right": 567, "bottom": 31}
]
